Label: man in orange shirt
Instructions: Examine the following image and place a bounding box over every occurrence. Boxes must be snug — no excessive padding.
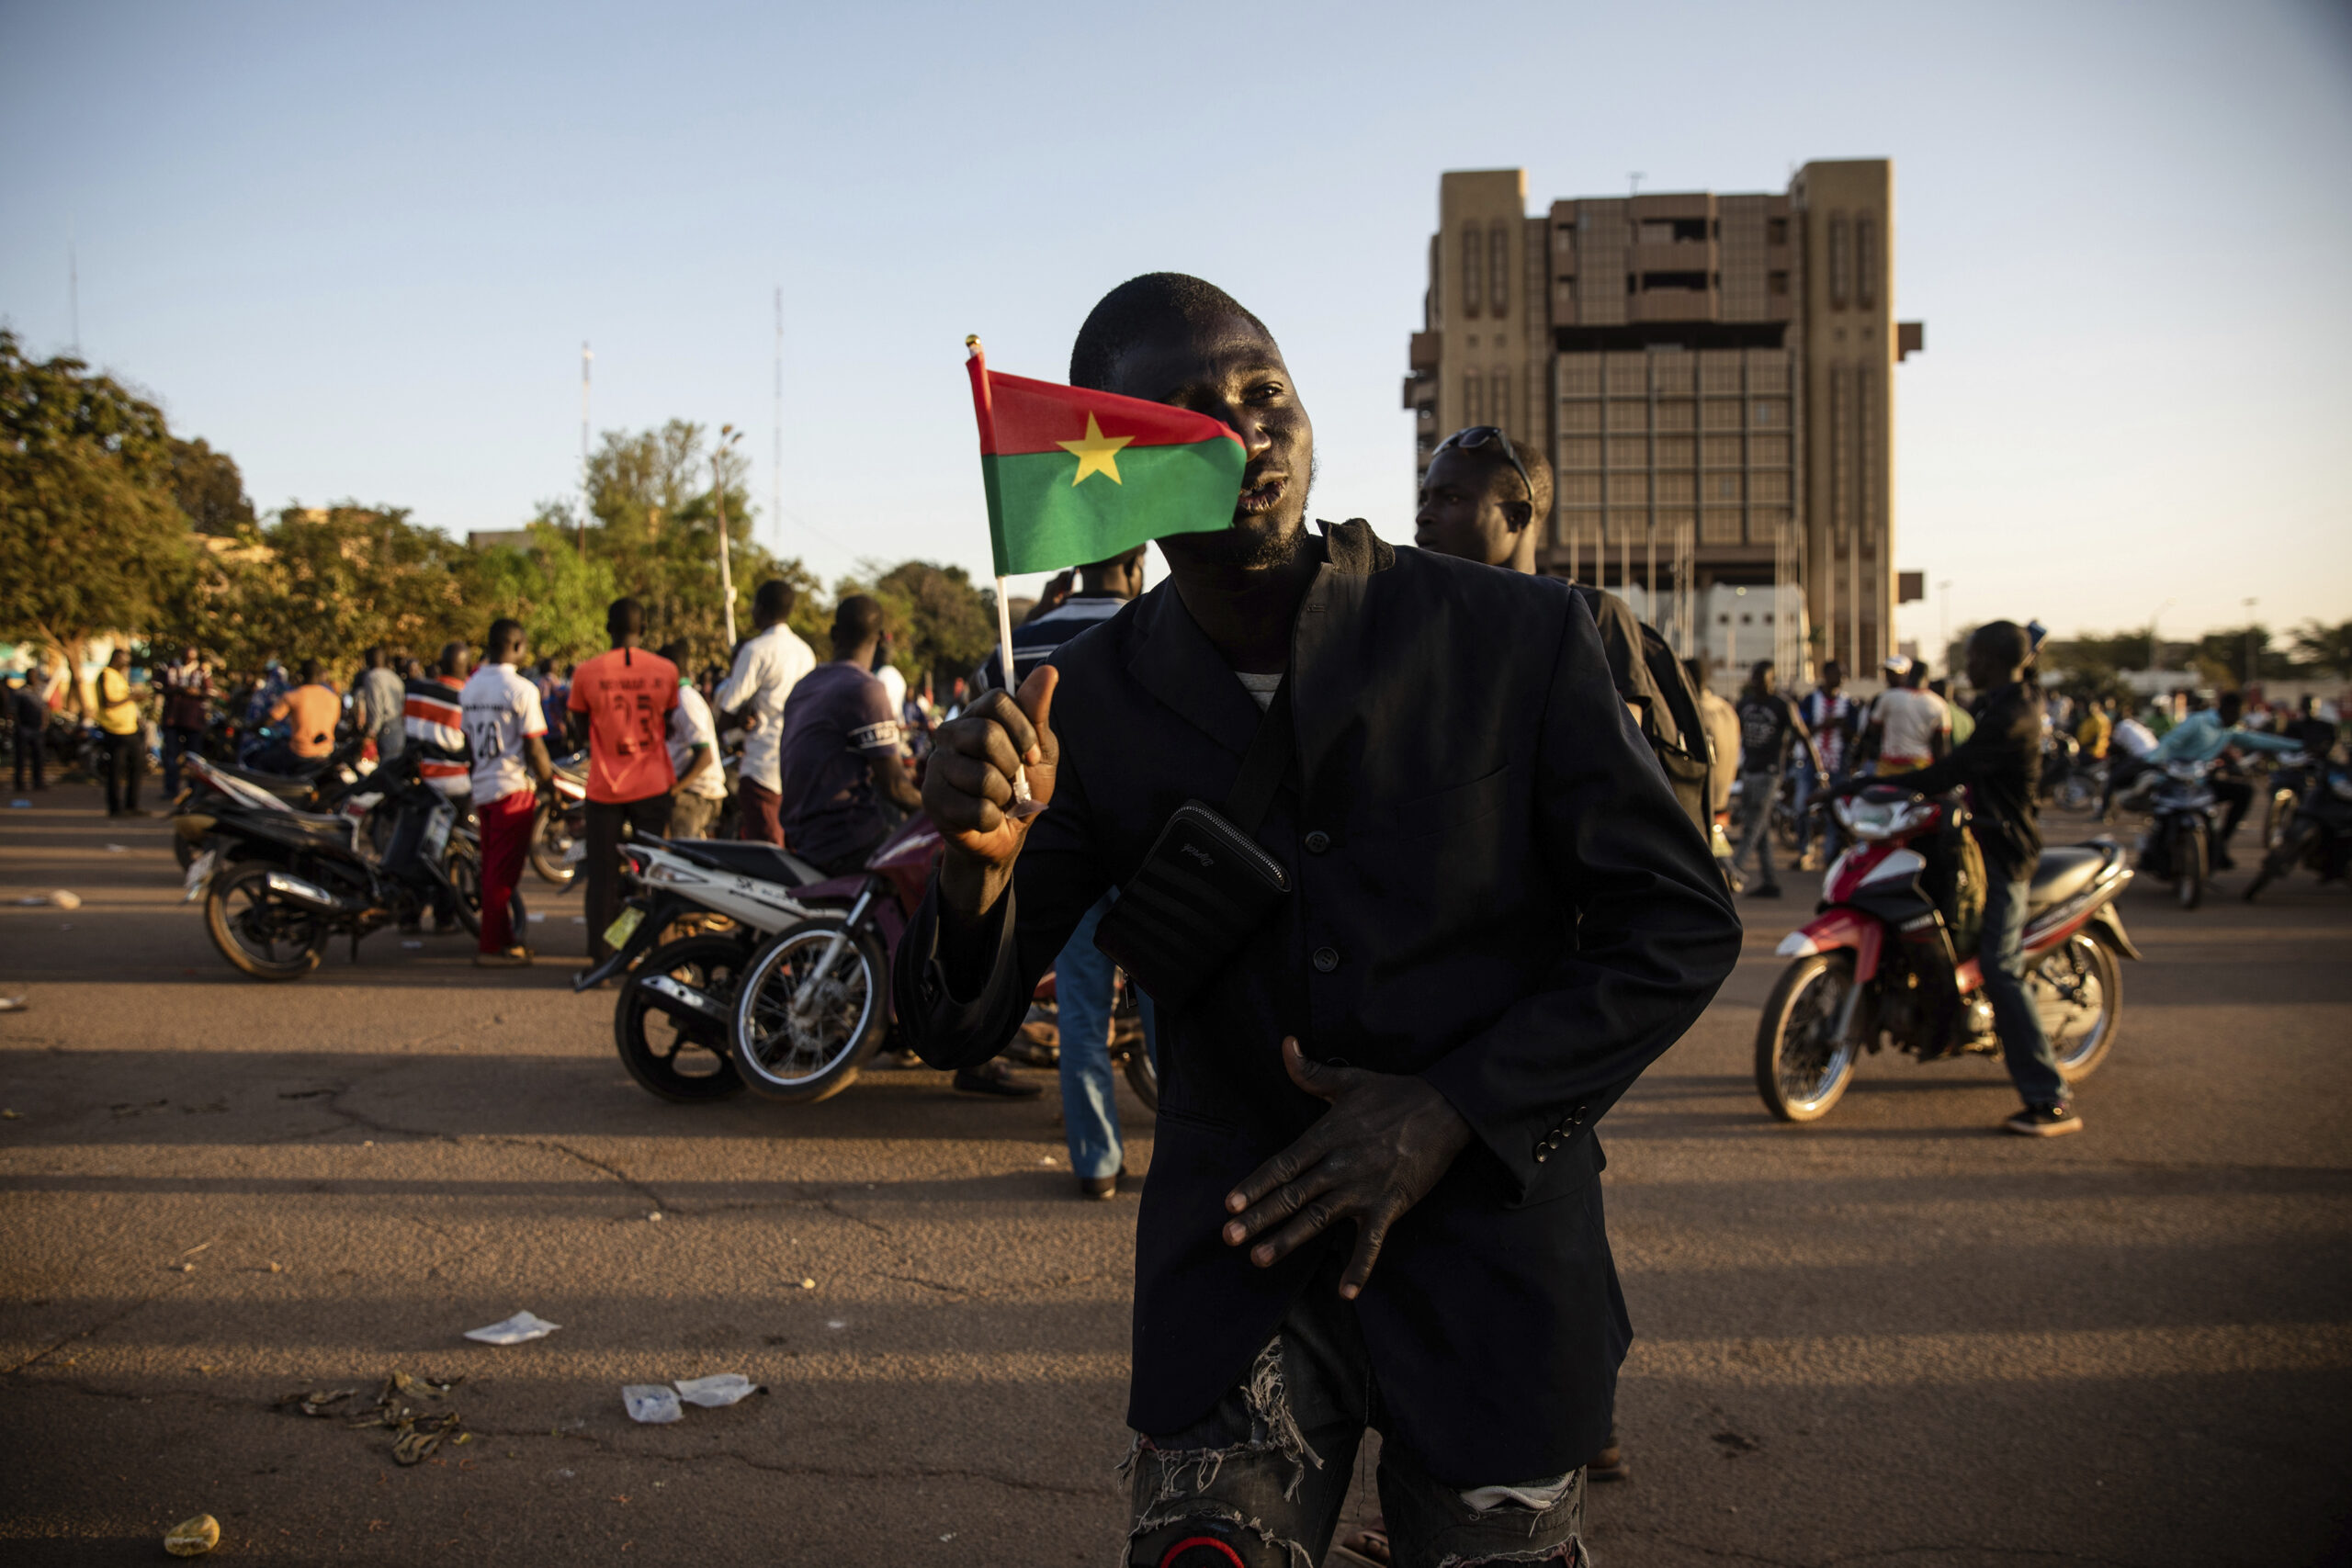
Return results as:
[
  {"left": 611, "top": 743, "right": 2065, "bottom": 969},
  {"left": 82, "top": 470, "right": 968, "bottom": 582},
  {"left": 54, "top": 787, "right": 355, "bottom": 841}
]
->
[
  {"left": 568, "top": 599, "right": 679, "bottom": 964},
  {"left": 256, "top": 658, "right": 342, "bottom": 772}
]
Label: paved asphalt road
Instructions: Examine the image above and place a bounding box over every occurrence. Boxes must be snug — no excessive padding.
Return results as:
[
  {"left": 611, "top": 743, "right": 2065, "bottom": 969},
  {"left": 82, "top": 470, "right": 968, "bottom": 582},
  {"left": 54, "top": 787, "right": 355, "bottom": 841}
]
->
[{"left": 2, "top": 783, "right": 2348, "bottom": 1565}]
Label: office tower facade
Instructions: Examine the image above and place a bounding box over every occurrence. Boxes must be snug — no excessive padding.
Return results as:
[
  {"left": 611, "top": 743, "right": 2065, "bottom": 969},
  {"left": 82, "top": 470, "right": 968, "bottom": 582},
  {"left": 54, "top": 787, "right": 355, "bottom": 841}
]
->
[{"left": 1406, "top": 162, "right": 1918, "bottom": 678}]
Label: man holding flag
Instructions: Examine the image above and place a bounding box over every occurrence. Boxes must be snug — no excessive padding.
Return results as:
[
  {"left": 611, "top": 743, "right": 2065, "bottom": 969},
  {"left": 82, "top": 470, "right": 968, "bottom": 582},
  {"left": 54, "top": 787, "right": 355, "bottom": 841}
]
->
[{"left": 899, "top": 275, "right": 1737, "bottom": 1567}]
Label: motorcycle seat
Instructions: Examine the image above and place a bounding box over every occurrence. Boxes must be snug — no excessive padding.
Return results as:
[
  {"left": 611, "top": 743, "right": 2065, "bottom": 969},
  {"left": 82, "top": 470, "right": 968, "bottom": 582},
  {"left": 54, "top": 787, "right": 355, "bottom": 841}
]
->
[
  {"left": 2028, "top": 843, "right": 2113, "bottom": 909},
  {"left": 671, "top": 839, "right": 828, "bottom": 888},
  {"left": 221, "top": 760, "right": 327, "bottom": 795}
]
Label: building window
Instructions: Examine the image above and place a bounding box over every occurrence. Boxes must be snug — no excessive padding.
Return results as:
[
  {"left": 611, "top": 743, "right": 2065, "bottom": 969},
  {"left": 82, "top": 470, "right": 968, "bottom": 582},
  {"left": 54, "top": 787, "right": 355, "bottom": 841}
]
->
[
  {"left": 1489, "top": 223, "right": 1510, "bottom": 318},
  {"left": 1555, "top": 226, "right": 1574, "bottom": 254},
  {"left": 1463, "top": 224, "right": 1482, "bottom": 317},
  {"left": 1639, "top": 271, "right": 1709, "bottom": 292},
  {"left": 1857, "top": 215, "right": 1879, "bottom": 311},
  {"left": 1491, "top": 373, "right": 1510, "bottom": 434},
  {"left": 1464, "top": 371, "right": 1482, "bottom": 425},
  {"left": 1768, "top": 271, "right": 1790, "bottom": 297},
  {"left": 1827, "top": 214, "right": 1850, "bottom": 310},
  {"left": 1767, "top": 217, "right": 1788, "bottom": 247}
]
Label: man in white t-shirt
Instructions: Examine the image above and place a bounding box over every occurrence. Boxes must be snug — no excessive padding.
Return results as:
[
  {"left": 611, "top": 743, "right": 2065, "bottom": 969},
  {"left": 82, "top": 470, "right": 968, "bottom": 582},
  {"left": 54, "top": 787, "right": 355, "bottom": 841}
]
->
[
  {"left": 1864, "top": 655, "right": 1951, "bottom": 777},
  {"left": 459, "top": 618, "right": 555, "bottom": 966},
  {"left": 716, "top": 579, "right": 817, "bottom": 846},
  {"left": 658, "top": 640, "right": 729, "bottom": 838}
]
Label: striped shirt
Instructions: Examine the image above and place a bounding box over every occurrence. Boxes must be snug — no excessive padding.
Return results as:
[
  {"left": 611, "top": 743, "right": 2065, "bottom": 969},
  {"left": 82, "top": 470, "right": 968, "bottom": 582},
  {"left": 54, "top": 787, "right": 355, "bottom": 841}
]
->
[{"left": 403, "top": 674, "right": 471, "bottom": 795}]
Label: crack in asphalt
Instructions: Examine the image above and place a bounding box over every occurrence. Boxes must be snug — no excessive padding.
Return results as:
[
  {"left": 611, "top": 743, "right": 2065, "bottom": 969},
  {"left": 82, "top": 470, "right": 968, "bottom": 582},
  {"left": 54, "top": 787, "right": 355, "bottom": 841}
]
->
[{"left": 1, "top": 1279, "right": 187, "bottom": 1377}]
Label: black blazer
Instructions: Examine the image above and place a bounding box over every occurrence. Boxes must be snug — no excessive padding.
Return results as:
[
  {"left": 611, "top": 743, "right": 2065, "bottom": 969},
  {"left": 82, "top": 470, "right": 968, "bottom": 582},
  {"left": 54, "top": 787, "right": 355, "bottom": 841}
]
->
[{"left": 894, "top": 520, "right": 1740, "bottom": 1483}]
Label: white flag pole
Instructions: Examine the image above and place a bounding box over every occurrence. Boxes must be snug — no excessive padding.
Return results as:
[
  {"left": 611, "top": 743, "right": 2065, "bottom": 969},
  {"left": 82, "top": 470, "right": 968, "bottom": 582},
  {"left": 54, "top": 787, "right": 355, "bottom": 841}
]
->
[{"left": 969, "top": 333, "right": 1038, "bottom": 816}]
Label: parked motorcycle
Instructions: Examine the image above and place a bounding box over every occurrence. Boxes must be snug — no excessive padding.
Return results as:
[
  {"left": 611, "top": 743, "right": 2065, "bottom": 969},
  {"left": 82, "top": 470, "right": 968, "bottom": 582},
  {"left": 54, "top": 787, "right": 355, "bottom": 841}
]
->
[
  {"left": 2259, "top": 750, "right": 2317, "bottom": 853},
  {"left": 529, "top": 750, "right": 591, "bottom": 886},
  {"left": 177, "top": 753, "right": 497, "bottom": 981},
  {"left": 727, "top": 814, "right": 1160, "bottom": 1109},
  {"left": 2245, "top": 758, "right": 2352, "bottom": 901},
  {"left": 166, "top": 735, "right": 376, "bottom": 868},
  {"left": 571, "top": 834, "right": 837, "bottom": 1100},
  {"left": 2115, "top": 757, "right": 2222, "bottom": 909},
  {"left": 1754, "top": 784, "right": 2138, "bottom": 1122}
]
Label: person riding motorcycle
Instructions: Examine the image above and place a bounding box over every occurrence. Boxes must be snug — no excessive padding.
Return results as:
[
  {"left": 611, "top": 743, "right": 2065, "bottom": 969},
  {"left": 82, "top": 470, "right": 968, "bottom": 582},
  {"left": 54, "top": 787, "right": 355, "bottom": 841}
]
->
[
  {"left": 2141, "top": 691, "right": 2299, "bottom": 869},
  {"left": 1823, "top": 620, "right": 2078, "bottom": 1138}
]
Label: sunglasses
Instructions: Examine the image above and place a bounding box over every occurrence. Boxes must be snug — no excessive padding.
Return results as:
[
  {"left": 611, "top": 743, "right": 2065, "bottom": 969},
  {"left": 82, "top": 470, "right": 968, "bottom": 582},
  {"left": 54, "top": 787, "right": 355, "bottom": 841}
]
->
[{"left": 1433, "top": 425, "right": 1535, "bottom": 508}]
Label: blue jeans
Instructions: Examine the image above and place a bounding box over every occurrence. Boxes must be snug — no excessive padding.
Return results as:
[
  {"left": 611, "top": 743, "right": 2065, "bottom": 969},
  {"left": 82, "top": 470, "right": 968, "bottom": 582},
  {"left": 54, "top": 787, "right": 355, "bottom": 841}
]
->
[
  {"left": 1981, "top": 869, "right": 2065, "bottom": 1109},
  {"left": 1794, "top": 766, "right": 1843, "bottom": 859},
  {"left": 1054, "top": 893, "right": 1156, "bottom": 1181},
  {"left": 1736, "top": 771, "right": 1779, "bottom": 887}
]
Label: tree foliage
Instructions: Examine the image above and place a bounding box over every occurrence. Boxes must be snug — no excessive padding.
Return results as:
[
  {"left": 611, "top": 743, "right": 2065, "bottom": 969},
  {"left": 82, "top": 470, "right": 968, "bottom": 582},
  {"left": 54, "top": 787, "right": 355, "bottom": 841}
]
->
[
  {"left": 2290, "top": 620, "right": 2352, "bottom": 679},
  {"left": 830, "top": 559, "right": 1001, "bottom": 685},
  {"left": 0, "top": 332, "right": 199, "bottom": 684}
]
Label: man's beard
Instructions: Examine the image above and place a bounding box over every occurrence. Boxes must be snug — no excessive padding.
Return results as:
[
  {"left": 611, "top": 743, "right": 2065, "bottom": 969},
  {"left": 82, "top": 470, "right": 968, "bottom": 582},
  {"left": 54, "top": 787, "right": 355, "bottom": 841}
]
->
[{"left": 1169, "top": 453, "right": 1317, "bottom": 571}]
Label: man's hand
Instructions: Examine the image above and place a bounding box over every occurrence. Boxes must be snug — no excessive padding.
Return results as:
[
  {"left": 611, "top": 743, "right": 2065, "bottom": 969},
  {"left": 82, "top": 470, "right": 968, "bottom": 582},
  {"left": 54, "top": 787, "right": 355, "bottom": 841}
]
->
[
  {"left": 922, "top": 665, "right": 1058, "bottom": 925},
  {"left": 1223, "top": 1037, "right": 1473, "bottom": 1300}
]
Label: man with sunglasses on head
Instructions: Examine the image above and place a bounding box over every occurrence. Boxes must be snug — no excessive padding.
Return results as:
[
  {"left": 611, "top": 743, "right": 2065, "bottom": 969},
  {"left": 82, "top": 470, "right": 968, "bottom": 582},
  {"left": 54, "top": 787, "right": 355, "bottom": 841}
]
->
[
  {"left": 898, "top": 274, "right": 1737, "bottom": 1567},
  {"left": 1416, "top": 424, "right": 1713, "bottom": 840}
]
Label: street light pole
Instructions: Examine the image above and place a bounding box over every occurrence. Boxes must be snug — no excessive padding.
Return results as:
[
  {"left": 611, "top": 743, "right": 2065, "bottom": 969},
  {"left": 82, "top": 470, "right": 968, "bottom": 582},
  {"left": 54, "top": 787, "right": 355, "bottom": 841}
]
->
[
  {"left": 2244, "top": 597, "right": 2258, "bottom": 691},
  {"left": 2149, "top": 599, "right": 2174, "bottom": 674},
  {"left": 715, "top": 424, "right": 743, "bottom": 647}
]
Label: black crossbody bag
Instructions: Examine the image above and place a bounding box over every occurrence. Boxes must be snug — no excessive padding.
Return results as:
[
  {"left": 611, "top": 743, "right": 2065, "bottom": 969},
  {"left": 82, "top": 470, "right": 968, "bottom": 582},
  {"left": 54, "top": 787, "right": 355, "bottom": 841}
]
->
[{"left": 1091, "top": 679, "right": 1295, "bottom": 1010}]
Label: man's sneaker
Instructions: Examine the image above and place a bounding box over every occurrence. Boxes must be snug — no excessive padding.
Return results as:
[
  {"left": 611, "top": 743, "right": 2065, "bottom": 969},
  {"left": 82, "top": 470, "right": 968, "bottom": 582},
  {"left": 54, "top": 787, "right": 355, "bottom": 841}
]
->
[
  {"left": 2004, "top": 1103, "right": 2082, "bottom": 1137},
  {"left": 1589, "top": 1427, "right": 1630, "bottom": 1482},
  {"left": 473, "top": 947, "right": 533, "bottom": 968},
  {"left": 953, "top": 1060, "right": 1042, "bottom": 1100},
  {"left": 1078, "top": 1174, "right": 1121, "bottom": 1201}
]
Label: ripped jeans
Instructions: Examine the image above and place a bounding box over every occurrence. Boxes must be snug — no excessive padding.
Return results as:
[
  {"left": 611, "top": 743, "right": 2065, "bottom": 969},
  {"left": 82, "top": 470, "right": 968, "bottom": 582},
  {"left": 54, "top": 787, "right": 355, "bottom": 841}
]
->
[{"left": 1122, "top": 1255, "right": 1587, "bottom": 1568}]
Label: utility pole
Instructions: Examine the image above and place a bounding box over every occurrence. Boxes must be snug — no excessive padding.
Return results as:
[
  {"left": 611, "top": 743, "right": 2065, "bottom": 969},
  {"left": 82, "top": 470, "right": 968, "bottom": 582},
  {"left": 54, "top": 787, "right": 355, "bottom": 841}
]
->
[
  {"left": 715, "top": 424, "right": 744, "bottom": 645},
  {"left": 580, "top": 343, "right": 594, "bottom": 557},
  {"left": 773, "top": 288, "right": 784, "bottom": 554},
  {"left": 67, "top": 220, "right": 81, "bottom": 357},
  {"left": 2149, "top": 598, "right": 2175, "bottom": 674},
  {"left": 2244, "top": 597, "right": 2259, "bottom": 690}
]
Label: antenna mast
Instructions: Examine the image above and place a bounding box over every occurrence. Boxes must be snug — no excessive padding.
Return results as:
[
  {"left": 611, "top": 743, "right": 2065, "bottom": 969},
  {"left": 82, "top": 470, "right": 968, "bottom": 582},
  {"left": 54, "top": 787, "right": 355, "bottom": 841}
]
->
[
  {"left": 579, "top": 342, "right": 594, "bottom": 556},
  {"left": 773, "top": 287, "right": 784, "bottom": 552}
]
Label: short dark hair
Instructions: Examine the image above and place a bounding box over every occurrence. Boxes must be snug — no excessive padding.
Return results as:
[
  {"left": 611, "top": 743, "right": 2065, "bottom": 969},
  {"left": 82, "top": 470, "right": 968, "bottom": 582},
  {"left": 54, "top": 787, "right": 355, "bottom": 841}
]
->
[
  {"left": 1750, "top": 659, "right": 1775, "bottom": 687},
  {"left": 299, "top": 657, "right": 322, "bottom": 682},
  {"left": 657, "top": 639, "right": 690, "bottom": 668},
  {"left": 831, "top": 594, "right": 885, "bottom": 650},
  {"left": 752, "top": 579, "right": 796, "bottom": 625},
  {"left": 606, "top": 597, "right": 645, "bottom": 640},
  {"left": 1971, "top": 619, "right": 2030, "bottom": 672},
  {"left": 437, "top": 640, "right": 469, "bottom": 678},
  {"left": 2217, "top": 691, "right": 2245, "bottom": 724},
  {"left": 1682, "top": 657, "right": 1706, "bottom": 691},
  {"left": 1069, "top": 273, "right": 1270, "bottom": 391},
  {"left": 364, "top": 645, "right": 385, "bottom": 669},
  {"left": 487, "top": 618, "right": 526, "bottom": 658},
  {"left": 1461, "top": 434, "right": 1552, "bottom": 521}
]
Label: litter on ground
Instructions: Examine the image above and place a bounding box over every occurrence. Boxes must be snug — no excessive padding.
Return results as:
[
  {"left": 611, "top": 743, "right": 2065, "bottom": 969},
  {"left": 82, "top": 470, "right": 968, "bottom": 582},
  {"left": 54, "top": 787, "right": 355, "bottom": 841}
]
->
[
  {"left": 623, "top": 1384, "right": 683, "bottom": 1424},
  {"left": 674, "top": 1373, "right": 763, "bottom": 1407},
  {"left": 465, "top": 1310, "right": 560, "bottom": 1345}
]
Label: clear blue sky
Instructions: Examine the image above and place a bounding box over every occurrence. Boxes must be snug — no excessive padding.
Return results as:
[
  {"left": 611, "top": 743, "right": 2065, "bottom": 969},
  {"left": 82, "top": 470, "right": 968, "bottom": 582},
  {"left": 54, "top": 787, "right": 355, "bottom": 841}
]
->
[{"left": 4, "top": 0, "right": 2347, "bottom": 649}]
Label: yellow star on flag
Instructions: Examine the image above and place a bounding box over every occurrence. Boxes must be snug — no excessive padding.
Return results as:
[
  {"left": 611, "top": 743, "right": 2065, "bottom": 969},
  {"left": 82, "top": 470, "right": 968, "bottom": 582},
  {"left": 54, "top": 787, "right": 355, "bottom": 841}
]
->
[{"left": 1057, "top": 412, "right": 1134, "bottom": 487}]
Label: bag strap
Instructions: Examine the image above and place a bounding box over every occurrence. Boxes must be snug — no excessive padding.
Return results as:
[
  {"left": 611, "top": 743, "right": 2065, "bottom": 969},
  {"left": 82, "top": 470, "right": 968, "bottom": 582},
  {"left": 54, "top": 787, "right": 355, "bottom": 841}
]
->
[{"left": 1222, "top": 677, "right": 1295, "bottom": 835}]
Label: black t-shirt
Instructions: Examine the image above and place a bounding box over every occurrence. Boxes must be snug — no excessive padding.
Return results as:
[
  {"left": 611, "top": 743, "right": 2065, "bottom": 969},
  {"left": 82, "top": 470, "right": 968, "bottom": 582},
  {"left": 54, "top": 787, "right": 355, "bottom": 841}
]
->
[
  {"left": 1735, "top": 692, "right": 1799, "bottom": 774},
  {"left": 2286, "top": 716, "right": 2339, "bottom": 761},
  {"left": 1898, "top": 682, "right": 2045, "bottom": 876},
  {"left": 776, "top": 662, "right": 903, "bottom": 865}
]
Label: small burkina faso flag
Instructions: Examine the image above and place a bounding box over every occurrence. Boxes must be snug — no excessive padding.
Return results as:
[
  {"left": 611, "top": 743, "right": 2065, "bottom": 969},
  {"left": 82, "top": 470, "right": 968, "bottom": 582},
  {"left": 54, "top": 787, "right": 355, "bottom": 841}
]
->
[{"left": 966, "top": 337, "right": 1246, "bottom": 576}]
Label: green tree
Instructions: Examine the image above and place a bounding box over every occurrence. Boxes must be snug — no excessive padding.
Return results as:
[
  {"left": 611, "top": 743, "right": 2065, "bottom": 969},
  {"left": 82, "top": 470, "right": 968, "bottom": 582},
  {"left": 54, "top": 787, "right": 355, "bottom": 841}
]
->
[
  {"left": 0, "top": 332, "right": 199, "bottom": 705},
  {"left": 830, "top": 559, "right": 1000, "bottom": 685},
  {"left": 170, "top": 436, "right": 255, "bottom": 536},
  {"left": 575, "top": 420, "right": 781, "bottom": 661},
  {"left": 2289, "top": 620, "right": 2352, "bottom": 679},
  {"left": 458, "top": 513, "right": 620, "bottom": 669},
  {"left": 2188, "top": 624, "right": 2301, "bottom": 691}
]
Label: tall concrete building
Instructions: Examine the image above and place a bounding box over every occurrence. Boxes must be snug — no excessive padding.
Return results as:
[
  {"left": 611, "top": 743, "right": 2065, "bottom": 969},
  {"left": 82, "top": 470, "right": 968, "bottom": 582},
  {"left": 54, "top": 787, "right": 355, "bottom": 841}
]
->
[{"left": 1405, "top": 162, "right": 1920, "bottom": 678}]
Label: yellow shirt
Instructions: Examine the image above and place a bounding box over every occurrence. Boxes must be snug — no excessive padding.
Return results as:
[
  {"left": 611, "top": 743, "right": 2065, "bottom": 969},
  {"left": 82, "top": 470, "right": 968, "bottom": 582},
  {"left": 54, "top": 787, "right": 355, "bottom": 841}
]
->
[
  {"left": 96, "top": 667, "right": 141, "bottom": 736},
  {"left": 2076, "top": 711, "right": 2110, "bottom": 760}
]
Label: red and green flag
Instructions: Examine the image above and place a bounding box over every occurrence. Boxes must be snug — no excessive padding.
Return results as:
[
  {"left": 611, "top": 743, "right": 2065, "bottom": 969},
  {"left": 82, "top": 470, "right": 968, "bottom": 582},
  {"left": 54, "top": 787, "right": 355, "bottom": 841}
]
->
[{"left": 965, "top": 338, "right": 1246, "bottom": 577}]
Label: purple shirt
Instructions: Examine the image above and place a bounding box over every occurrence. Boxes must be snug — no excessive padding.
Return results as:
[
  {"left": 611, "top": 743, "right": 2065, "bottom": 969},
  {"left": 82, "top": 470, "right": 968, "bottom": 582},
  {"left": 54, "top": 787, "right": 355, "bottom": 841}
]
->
[{"left": 776, "top": 662, "right": 903, "bottom": 865}]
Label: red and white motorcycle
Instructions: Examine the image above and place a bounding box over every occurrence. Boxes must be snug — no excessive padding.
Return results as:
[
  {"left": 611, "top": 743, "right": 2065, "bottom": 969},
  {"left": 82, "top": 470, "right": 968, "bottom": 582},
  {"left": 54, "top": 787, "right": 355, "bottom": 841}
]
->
[{"left": 1755, "top": 784, "right": 2139, "bottom": 1122}]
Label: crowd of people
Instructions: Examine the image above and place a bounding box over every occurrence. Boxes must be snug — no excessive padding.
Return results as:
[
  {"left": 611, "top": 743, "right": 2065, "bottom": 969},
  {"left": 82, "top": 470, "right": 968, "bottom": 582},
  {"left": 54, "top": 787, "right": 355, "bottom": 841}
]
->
[{"left": 3, "top": 266, "right": 2348, "bottom": 1568}]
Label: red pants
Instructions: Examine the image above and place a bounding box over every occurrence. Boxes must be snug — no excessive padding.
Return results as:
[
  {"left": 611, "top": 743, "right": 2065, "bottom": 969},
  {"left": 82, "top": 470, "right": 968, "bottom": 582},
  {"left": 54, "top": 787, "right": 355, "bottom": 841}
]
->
[
  {"left": 477, "top": 789, "right": 537, "bottom": 953},
  {"left": 739, "top": 778, "right": 786, "bottom": 846}
]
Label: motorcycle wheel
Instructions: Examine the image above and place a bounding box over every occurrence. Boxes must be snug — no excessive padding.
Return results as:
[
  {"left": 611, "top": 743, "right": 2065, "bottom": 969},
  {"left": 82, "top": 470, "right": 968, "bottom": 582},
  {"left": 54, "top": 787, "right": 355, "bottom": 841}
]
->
[
  {"left": 1754, "top": 953, "right": 1860, "bottom": 1122},
  {"left": 2245, "top": 821, "right": 2312, "bottom": 903},
  {"left": 729, "top": 917, "right": 889, "bottom": 1103},
  {"left": 2174, "top": 821, "right": 2206, "bottom": 910},
  {"left": 442, "top": 832, "right": 485, "bottom": 938},
  {"left": 529, "top": 802, "right": 578, "bottom": 888},
  {"left": 2263, "top": 790, "right": 2295, "bottom": 852},
  {"left": 204, "top": 863, "right": 328, "bottom": 981},
  {"left": 2030, "top": 931, "right": 2121, "bottom": 1082},
  {"left": 614, "top": 933, "right": 750, "bottom": 1102},
  {"left": 1122, "top": 1041, "right": 1159, "bottom": 1111}
]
